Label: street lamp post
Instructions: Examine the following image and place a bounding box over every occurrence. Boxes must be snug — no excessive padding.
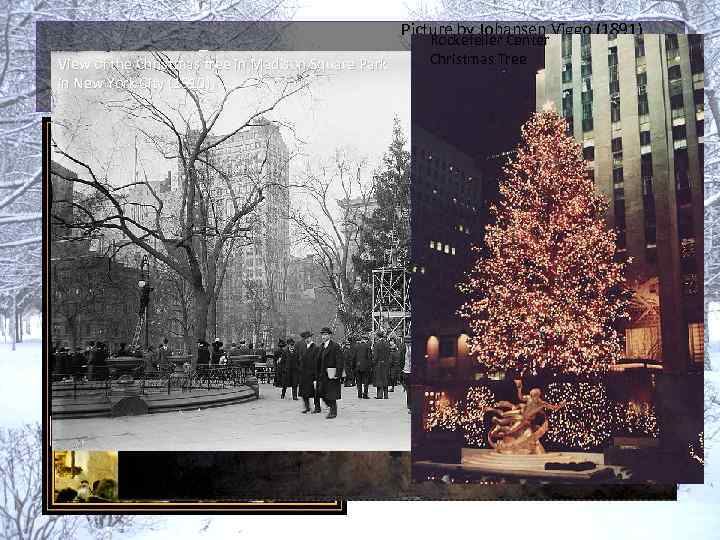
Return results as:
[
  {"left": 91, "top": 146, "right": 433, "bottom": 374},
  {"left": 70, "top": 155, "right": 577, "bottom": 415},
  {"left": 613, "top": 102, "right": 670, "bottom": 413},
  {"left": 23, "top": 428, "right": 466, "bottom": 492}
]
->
[{"left": 138, "top": 255, "right": 153, "bottom": 350}]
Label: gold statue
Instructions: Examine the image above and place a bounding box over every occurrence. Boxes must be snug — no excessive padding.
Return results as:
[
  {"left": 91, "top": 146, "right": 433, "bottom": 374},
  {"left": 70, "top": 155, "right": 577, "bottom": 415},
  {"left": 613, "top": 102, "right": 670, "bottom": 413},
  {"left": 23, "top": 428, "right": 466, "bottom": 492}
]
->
[{"left": 485, "top": 380, "right": 565, "bottom": 454}]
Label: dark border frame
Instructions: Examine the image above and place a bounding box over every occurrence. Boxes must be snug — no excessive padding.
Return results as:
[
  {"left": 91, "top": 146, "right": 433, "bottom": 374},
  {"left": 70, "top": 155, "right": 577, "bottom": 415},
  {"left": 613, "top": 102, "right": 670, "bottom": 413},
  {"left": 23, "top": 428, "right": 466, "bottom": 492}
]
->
[{"left": 42, "top": 117, "right": 345, "bottom": 514}]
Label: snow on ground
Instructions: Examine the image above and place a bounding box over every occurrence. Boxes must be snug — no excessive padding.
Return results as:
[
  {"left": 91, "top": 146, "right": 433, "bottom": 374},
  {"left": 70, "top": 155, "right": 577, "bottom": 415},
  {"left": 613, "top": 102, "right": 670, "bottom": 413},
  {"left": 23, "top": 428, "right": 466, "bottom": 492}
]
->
[
  {"left": 123, "top": 500, "right": 720, "bottom": 540},
  {"left": 52, "top": 383, "right": 410, "bottom": 451},
  {"left": 679, "top": 367, "right": 720, "bottom": 502},
  {"left": 0, "top": 339, "right": 42, "bottom": 426}
]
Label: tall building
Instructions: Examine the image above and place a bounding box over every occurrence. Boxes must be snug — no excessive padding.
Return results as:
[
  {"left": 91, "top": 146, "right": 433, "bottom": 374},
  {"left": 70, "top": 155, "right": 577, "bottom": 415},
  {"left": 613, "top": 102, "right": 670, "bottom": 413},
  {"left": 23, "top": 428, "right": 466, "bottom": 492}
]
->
[
  {"left": 536, "top": 33, "right": 704, "bottom": 371},
  {"left": 50, "top": 161, "right": 139, "bottom": 350},
  {"left": 411, "top": 126, "right": 485, "bottom": 382},
  {"left": 178, "top": 122, "right": 291, "bottom": 345}
]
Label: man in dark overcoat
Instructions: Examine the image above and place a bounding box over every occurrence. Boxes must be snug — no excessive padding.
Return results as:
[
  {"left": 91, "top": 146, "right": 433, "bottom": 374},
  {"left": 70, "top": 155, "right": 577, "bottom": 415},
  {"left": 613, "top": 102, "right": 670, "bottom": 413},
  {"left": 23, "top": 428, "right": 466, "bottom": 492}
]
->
[
  {"left": 354, "top": 335, "right": 372, "bottom": 399},
  {"left": 389, "top": 340, "right": 403, "bottom": 392},
  {"left": 196, "top": 339, "right": 211, "bottom": 370},
  {"left": 342, "top": 338, "right": 356, "bottom": 387},
  {"left": 317, "top": 327, "right": 342, "bottom": 419},
  {"left": 280, "top": 337, "right": 300, "bottom": 400},
  {"left": 372, "top": 331, "right": 391, "bottom": 399},
  {"left": 298, "top": 331, "right": 321, "bottom": 414}
]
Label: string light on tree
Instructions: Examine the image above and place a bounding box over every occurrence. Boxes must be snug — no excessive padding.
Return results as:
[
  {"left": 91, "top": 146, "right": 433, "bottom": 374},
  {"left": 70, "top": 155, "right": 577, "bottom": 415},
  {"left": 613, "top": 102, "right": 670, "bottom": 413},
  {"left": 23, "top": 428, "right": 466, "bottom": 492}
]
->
[
  {"left": 425, "top": 391, "right": 460, "bottom": 431},
  {"left": 611, "top": 401, "right": 659, "bottom": 437},
  {"left": 458, "top": 386, "right": 496, "bottom": 447},
  {"left": 458, "top": 109, "right": 629, "bottom": 376},
  {"left": 544, "top": 382, "right": 613, "bottom": 450}
]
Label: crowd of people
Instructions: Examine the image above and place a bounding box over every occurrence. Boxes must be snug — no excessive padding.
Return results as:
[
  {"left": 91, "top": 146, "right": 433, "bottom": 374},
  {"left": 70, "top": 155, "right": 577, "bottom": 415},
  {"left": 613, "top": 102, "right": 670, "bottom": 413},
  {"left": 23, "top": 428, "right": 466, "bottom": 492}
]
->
[
  {"left": 50, "top": 339, "right": 174, "bottom": 381},
  {"left": 268, "top": 329, "right": 412, "bottom": 418},
  {"left": 192, "top": 328, "right": 412, "bottom": 419},
  {"left": 51, "top": 329, "right": 413, "bottom": 420}
]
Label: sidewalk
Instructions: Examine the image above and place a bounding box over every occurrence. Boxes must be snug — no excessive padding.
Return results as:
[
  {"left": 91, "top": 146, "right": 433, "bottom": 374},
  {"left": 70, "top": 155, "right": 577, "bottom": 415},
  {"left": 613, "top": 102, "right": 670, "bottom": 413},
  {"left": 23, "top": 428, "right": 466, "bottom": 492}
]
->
[{"left": 51, "top": 383, "right": 410, "bottom": 451}]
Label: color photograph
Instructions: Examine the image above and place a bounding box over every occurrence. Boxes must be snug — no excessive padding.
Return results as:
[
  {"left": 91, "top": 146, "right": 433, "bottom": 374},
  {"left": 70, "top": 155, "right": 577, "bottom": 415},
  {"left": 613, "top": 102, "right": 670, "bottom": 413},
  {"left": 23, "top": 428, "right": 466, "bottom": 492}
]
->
[{"left": 411, "top": 33, "right": 705, "bottom": 484}]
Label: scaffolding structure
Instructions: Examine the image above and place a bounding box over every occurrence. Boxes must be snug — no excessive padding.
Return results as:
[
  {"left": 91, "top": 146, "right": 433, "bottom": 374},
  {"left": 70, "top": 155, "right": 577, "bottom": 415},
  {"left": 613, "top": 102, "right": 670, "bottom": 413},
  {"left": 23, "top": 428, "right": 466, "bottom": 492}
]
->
[{"left": 371, "top": 267, "right": 410, "bottom": 340}]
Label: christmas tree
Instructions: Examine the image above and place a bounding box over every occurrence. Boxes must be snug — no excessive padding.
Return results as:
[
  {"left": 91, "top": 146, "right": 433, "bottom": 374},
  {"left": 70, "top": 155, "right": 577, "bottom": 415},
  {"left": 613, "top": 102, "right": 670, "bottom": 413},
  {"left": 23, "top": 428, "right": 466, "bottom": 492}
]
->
[
  {"left": 458, "top": 109, "right": 629, "bottom": 375},
  {"left": 350, "top": 117, "right": 410, "bottom": 333}
]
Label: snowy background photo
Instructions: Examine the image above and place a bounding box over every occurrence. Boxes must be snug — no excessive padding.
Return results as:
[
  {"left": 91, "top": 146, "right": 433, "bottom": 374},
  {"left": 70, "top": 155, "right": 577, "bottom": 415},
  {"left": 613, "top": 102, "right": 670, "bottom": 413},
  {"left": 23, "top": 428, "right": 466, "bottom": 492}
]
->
[{"left": 1, "top": 1, "right": 720, "bottom": 539}]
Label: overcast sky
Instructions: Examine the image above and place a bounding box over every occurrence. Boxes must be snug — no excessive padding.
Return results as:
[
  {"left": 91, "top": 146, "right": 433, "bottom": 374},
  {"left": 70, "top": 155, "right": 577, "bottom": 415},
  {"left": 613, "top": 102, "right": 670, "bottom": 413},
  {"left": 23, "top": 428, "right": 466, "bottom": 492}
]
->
[{"left": 51, "top": 50, "right": 409, "bottom": 189}]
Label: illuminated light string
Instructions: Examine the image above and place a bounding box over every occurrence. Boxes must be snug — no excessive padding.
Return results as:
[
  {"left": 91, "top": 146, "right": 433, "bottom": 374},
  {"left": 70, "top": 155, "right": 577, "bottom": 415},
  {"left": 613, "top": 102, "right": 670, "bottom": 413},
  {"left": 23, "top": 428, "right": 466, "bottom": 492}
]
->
[
  {"left": 458, "top": 110, "right": 629, "bottom": 376},
  {"left": 425, "top": 383, "right": 659, "bottom": 451},
  {"left": 689, "top": 432, "right": 704, "bottom": 465},
  {"left": 425, "top": 387, "right": 496, "bottom": 446}
]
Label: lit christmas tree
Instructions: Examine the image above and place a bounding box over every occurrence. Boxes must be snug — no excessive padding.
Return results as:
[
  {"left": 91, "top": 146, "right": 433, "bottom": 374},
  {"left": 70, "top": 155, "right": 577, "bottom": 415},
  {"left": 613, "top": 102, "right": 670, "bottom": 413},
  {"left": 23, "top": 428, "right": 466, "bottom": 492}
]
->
[{"left": 459, "top": 108, "right": 629, "bottom": 375}]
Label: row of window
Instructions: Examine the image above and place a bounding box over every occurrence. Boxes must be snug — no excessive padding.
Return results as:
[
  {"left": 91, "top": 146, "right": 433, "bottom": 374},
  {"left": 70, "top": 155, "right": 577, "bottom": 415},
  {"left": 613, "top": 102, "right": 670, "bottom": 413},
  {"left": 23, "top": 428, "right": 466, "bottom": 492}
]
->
[{"left": 429, "top": 240, "right": 457, "bottom": 255}]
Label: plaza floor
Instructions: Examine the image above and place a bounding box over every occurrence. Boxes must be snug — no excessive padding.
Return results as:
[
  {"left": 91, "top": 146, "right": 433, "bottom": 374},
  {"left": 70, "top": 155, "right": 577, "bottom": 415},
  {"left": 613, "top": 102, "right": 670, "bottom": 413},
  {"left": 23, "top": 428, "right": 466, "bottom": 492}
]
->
[{"left": 51, "top": 383, "right": 411, "bottom": 451}]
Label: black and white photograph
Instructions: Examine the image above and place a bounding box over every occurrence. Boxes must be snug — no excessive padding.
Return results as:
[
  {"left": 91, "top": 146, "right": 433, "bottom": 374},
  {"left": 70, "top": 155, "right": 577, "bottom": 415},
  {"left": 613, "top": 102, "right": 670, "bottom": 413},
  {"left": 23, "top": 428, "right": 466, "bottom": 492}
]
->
[{"left": 49, "top": 49, "right": 410, "bottom": 451}]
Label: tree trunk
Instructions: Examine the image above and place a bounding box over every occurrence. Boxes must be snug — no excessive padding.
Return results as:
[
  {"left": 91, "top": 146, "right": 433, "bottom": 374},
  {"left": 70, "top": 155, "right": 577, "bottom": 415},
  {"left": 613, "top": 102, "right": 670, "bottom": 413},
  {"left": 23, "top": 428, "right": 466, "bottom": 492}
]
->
[
  {"left": 11, "top": 293, "right": 16, "bottom": 351},
  {"left": 209, "top": 297, "right": 217, "bottom": 341},
  {"left": 192, "top": 286, "right": 209, "bottom": 368}
]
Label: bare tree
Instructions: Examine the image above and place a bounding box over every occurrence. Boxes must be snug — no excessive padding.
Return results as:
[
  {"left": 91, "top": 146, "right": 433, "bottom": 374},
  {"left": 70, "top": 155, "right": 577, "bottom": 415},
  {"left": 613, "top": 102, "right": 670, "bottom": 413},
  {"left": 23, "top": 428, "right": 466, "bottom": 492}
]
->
[
  {"left": 0, "top": 424, "right": 79, "bottom": 540},
  {"left": 0, "top": 1, "right": 296, "bottom": 350},
  {"left": 291, "top": 150, "right": 374, "bottom": 337},
  {"left": 52, "top": 51, "right": 311, "bottom": 364}
]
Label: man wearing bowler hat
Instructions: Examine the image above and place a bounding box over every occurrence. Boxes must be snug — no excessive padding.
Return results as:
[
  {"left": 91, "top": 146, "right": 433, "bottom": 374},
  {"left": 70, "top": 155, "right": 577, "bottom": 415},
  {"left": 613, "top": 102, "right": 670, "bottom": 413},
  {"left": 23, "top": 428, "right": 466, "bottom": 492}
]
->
[
  {"left": 298, "top": 331, "right": 321, "bottom": 414},
  {"left": 317, "top": 327, "right": 343, "bottom": 419}
]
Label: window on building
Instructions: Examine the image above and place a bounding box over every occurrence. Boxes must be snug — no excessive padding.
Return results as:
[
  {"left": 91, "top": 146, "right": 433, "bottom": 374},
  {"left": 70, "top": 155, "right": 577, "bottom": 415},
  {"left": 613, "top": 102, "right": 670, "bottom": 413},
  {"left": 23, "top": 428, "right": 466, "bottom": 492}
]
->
[
  {"left": 640, "top": 130, "right": 651, "bottom": 146},
  {"left": 625, "top": 326, "right": 661, "bottom": 359},
  {"left": 609, "top": 80, "right": 620, "bottom": 95},
  {"left": 582, "top": 102, "right": 593, "bottom": 131},
  {"left": 635, "top": 35, "right": 645, "bottom": 57},
  {"left": 688, "top": 322, "right": 704, "bottom": 362},
  {"left": 561, "top": 34, "right": 573, "bottom": 57},
  {"left": 581, "top": 62, "right": 592, "bottom": 78},
  {"left": 615, "top": 202, "right": 626, "bottom": 227},
  {"left": 616, "top": 228, "right": 626, "bottom": 249},
  {"left": 613, "top": 167, "right": 624, "bottom": 185},
  {"left": 689, "top": 35, "right": 704, "bottom": 74},
  {"left": 608, "top": 46, "right": 618, "bottom": 65},
  {"left": 611, "top": 101, "right": 621, "bottom": 123},
  {"left": 583, "top": 146, "right": 595, "bottom": 161},
  {"left": 609, "top": 64, "right": 619, "bottom": 82},
  {"left": 642, "top": 172, "right": 654, "bottom": 196},
  {"left": 694, "top": 88, "right": 704, "bottom": 107},
  {"left": 638, "top": 94, "right": 650, "bottom": 115},
  {"left": 562, "top": 63, "right": 572, "bottom": 83},
  {"left": 672, "top": 124, "right": 687, "bottom": 140},
  {"left": 668, "top": 64, "right": 682, "bottom": 81},
  {"left": 697, "top": 119, "right": 704, "bottom": 137},
  {"left": 665, "top": 34, "right": 679, "bottom": 52},
  {"left": 670, "top": 94, "right": 685, "bottom": 109},
  {"left": 675, "top": 148, "right": 690, "bottom": 189},
  {"left": 562, "top": 89, "right": 573, "bottom": 117}
]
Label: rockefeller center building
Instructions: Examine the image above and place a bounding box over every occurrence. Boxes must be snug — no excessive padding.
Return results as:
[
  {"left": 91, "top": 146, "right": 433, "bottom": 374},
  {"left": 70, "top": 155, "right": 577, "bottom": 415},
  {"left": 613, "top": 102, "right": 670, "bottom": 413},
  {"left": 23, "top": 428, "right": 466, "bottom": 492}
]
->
[
  {"left": 536, "top": 33, "right": 704, "bottom": 372},
  {"left": 411, "top": 126, "right": 486, "bottom": 384}
]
